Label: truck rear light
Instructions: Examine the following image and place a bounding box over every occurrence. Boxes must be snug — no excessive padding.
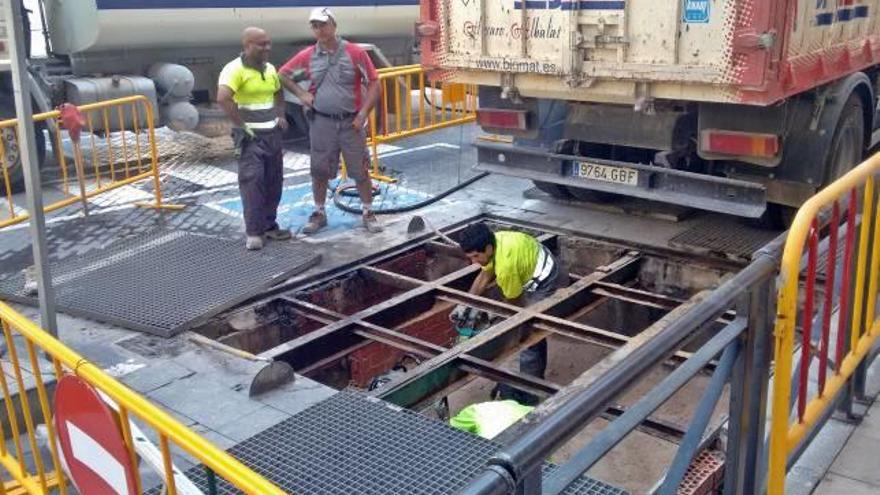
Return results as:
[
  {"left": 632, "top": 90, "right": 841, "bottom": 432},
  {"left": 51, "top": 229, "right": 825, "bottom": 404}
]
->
[
  {"left": 700, "top": 129, "right": 780, "bottom": 158},
  {"left": 476, "top": 109, "right": 528, "bottom": 130}
]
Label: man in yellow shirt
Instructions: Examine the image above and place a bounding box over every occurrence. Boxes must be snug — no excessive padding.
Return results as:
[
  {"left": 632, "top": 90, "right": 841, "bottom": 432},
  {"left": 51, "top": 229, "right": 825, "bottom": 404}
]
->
[
  {"left": 218, "top": 27, "right": 290, "bottom": 250},
  {"left": 453, "top": 222, "right": 566, "bottom": 405}
]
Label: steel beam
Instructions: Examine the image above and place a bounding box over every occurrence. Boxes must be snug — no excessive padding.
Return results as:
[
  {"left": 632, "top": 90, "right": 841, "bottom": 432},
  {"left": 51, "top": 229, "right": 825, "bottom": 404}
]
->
[
  {"left": 460, "top": 235, "right": 784, "bottom": 495},
  {"left": 592, "top": 282, "right": 738, "bottom": 323},
  {"left": 281, "top": 297, "right": 561, "bottom": 399},
  {"left": 258, "top": 263, "right": 480, "bottom": 361},
  {"left": 658, "top": 340, "right": 739, "bottom": 495},
  {"left": 378, "top": 253, "right": 643, "bottom": 408},
  {"left": 541, "top": 318, "right": 746, "bottom": 494}
]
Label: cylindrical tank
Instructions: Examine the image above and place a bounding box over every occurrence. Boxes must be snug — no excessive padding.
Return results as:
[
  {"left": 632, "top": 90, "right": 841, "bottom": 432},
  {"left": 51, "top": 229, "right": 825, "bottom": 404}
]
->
[
  {"left": 161, "top": 101, "right": 199, "bottom": 132},
  {"left": 46, "top": 0, "right": 418, "bottom": 54},
  {"left": 147, "top": 63, "right": 195, "bottom": 99},
  {"left": 64, "top": 76, "right": 158, "bottom": 132}
]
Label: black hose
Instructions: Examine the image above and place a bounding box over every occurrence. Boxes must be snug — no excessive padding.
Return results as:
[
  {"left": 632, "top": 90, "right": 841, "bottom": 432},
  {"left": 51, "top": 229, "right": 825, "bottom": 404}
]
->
[{"left": 332, "top": 171, "right": 490, "bottom": 215}]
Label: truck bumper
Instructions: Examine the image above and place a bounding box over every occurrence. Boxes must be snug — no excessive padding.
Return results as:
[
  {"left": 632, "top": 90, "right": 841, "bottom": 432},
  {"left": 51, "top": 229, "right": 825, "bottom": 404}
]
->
[{"left": 475, "top": 142, "right": 768, "bottom": 218}]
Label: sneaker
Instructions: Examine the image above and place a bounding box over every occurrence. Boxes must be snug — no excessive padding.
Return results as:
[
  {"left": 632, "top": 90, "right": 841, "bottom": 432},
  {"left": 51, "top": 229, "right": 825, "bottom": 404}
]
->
[
  {"left": 245, "top": 235, "right": 264, "bottom": 250},
  {"left": 302, "top": 210, "right": 328, "bottom": 235},
  {"left": 264, "top": 228, "right": 292, "bottom": 240},
  {"left": 363, "top": 212, "right": 383, "bottom": 233}
]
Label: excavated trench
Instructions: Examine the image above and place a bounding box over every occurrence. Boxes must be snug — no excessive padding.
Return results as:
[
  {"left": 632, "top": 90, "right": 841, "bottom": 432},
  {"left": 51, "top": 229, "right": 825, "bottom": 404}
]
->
[{"left": 194, "top": 221, "right": 742, "bottom": 493}]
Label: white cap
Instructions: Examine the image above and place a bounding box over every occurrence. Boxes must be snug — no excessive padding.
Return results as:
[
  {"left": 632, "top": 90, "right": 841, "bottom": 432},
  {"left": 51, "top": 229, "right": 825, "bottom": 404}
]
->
[{"left": 309, "top": 7, "right": 335, "bottom": 23}]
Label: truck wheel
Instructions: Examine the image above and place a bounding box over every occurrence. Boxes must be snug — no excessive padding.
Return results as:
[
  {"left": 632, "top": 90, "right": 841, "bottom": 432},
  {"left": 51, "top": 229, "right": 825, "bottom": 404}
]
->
[
  {"left": 0, "top": 89, "right": 47, "bottom": 194},
  {"left": 532, "top": 180, "right": 572, "bottom": 199},
  {"left": 823, "top": 95, "right": 864, "bottom": 187},
  {"left": 770, "top": 94, "right": 865, "bottom": 227}
]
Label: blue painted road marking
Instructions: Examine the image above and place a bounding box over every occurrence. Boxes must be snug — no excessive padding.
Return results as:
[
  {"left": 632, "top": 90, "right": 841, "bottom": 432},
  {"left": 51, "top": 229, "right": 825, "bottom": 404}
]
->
[{"left": 207, "top": 181, "right": 433, "bottom": 234}]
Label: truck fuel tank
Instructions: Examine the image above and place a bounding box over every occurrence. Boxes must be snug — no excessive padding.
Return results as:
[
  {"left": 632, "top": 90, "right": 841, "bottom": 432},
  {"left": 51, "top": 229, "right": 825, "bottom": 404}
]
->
[{"left": 64, "top": 76, "right": 158, "bottom": 133}]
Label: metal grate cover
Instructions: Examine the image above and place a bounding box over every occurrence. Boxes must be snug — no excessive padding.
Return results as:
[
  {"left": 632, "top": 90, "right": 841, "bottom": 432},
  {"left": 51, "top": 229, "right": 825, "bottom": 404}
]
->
[
  {"left": 170, "top": 392, "right": 627, "bottom": 495},
  {"left": 0, "top": 230, "right": 319, "bottom": 337},
  {"left": 669, "top": 217, "right": 779, "bottom": 260}
]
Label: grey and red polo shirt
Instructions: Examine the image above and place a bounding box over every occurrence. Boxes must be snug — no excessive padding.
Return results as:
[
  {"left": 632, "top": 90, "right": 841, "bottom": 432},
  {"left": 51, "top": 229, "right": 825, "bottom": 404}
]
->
[{"left": 280, "top": 38, "right": 378, "bottom": 116}]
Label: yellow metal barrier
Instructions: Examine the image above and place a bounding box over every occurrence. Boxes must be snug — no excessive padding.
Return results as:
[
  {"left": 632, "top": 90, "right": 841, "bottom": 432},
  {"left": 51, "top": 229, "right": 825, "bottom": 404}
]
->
[
  {"left": 768, "top": 152, "right": 880, "bottom": 493},
  {"left": 360, "top": 65, "right": 477, "bottom": 183},
  {"left": 0, "top": 95, "right": 183, "bottom": 230},
  {"left": 0, "top": 300, "right": 286, "bottom": 494}
]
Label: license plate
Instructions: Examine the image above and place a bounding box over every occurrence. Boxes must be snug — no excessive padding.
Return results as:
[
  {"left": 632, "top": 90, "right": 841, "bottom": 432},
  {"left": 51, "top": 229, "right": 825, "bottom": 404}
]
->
[{"left": 575, "top": 162, "right": 639, "bottom": 186}]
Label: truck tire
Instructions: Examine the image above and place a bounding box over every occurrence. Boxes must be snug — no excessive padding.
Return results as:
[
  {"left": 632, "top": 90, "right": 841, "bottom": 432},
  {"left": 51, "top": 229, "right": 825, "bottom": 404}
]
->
[
  {"left": 771, "top": 94, "right": 865, "bottom": 227},
  {"left": 532, "top": 180, "right": 572, "bottom": 199},
  {"left": 0, "top": 99, "right": 47, "bottom": 194},
  {"left": 822, "top": 95, "right": 864, "bottom": 187}
]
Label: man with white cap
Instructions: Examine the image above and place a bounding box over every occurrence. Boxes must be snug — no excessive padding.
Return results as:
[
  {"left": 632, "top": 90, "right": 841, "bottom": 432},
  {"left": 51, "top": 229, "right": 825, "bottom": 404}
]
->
[{"left": 279, "top": 7, "right": 383, "bottom": 234}]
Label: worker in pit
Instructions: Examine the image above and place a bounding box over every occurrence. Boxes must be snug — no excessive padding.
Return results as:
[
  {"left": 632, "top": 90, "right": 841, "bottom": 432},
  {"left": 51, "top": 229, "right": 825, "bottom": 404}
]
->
[
  {"left": 217, "top": 27, "right": 290, "bottom": 250},
  {"left": 450, "top": 400, "right": 534, "bottom": 439},
  {"left": 278, "top": 7, "right": 383, "bottom": 235},
  {"left": 452, "top": 222, "right": 567, "bottom": 405}
]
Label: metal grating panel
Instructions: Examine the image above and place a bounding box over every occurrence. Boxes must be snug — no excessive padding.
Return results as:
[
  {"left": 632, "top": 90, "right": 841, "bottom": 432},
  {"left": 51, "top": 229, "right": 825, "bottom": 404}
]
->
[
  {"left": 169, "top": 392, "right": 627, "bottom": 495},
  {"left": 0, "top": 230, "right": 319, "bottom": 337},
  {"left": 669, "top": 218, "right": 779, "bottom": 260}
]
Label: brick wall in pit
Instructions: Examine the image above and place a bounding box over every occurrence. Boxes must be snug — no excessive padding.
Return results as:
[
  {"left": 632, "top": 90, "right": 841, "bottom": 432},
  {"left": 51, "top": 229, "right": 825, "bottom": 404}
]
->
[{"left": 349, "top": 303, "right": 457, "bottom": 387}]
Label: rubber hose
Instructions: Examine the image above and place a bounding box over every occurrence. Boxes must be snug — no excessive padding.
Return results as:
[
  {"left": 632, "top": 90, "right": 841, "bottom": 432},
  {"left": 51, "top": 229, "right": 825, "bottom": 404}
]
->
[{"left": 332, "top": 171, "right": 490, "bottom": 215}]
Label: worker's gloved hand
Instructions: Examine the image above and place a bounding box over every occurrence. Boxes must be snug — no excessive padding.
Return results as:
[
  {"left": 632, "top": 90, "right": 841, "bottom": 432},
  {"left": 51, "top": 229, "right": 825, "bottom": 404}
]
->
[
  {"left": 231, "top": 126, "right": 255, "bottom": 157},
  {"left": 449, "top": 304, "right": 472, "bottom": 325}
]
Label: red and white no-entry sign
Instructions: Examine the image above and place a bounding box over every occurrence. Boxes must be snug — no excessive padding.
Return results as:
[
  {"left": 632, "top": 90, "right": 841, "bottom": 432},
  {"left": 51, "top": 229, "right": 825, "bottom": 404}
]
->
[{"left": 54, "top": 375, "right": 139, "bottom": 495}]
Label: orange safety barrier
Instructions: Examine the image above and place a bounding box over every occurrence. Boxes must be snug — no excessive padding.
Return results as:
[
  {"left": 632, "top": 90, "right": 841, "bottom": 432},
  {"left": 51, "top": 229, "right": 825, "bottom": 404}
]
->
[
  {"left": 0, "top": 300, "right": 287, "bottom": 494},
  {"left": 339, "top": 65, "right": 477, "bottom": 183},
  {"left": 0, "top": 95, "right": 183, "bottom": 229},
  {"left": 767, "top": 152, "right": 880, "bottom": 493}
]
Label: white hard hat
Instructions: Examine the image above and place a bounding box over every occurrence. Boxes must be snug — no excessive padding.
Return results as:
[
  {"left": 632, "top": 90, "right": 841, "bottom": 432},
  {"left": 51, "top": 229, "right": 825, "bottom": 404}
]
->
[{"left": 309, "top": 7, "right": 335, "bottom": 23}]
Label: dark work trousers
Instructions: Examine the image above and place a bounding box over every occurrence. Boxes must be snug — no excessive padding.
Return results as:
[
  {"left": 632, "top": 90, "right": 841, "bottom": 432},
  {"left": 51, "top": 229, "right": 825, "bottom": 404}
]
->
[
  {"left": 496, "top": 251, "right": 568, "bottom": 406},
  {"left": 237, "top": 128, "right": 284, "bottom": 236}
]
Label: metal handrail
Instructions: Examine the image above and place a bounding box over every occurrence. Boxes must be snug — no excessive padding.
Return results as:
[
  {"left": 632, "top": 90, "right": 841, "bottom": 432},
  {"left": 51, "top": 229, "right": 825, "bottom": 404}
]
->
[{"left": 461, "top": 233, "right": 785, "bottom": 494}]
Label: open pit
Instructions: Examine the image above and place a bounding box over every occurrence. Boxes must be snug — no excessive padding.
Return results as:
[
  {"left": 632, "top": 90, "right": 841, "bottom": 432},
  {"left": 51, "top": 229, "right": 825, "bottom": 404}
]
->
[{"left": 193, "top": 217, "right": 743, "bottom": 492}]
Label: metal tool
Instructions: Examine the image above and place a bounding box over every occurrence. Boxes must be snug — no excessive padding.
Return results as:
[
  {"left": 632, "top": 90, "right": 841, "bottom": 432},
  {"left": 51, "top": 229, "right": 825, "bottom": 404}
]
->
[
  {"left": 188, "top": 333, "right": 295, "bottom": 397},
  {"left": 407, "top": 215, "right": 457, "bottom": 245}
]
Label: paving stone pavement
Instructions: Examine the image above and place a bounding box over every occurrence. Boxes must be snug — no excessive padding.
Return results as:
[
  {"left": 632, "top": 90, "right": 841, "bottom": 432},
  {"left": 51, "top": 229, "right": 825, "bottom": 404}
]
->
[{"left": 813, "top": 391, "right": 880, "bottom": 493}]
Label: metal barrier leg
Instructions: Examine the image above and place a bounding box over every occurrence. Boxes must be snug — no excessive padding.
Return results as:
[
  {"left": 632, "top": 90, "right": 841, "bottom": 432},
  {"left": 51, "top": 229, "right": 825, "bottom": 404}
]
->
[
  {"left": 853, "top": 360, "right": 869, "bottom": 403},
  {"left": 723, "top": 280, "right": 774, "bottom": 495},
  {"left": 133, "top": 102, "right": 185, "bottom": 212}
]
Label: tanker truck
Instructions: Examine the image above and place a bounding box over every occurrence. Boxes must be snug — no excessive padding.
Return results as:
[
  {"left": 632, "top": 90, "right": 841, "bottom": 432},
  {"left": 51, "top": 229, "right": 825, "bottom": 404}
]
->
[
  {"left": 0, "top": 0, "right": 418, "bottom": 190},
  {"left": 417, "top": 0, "right": 880, "bottom": 224}
]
